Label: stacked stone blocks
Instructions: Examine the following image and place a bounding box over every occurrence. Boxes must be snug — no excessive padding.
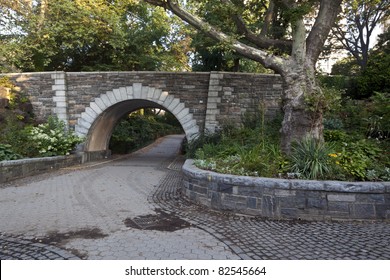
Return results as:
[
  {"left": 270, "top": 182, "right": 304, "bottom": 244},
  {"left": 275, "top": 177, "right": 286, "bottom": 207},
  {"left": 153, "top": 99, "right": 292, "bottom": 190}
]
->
[
  {"left": 0, "top": 155, "right": 81, "bottom": 183},
  {"left": 182, "top": 160, "right": 390, "bottom": 221}
]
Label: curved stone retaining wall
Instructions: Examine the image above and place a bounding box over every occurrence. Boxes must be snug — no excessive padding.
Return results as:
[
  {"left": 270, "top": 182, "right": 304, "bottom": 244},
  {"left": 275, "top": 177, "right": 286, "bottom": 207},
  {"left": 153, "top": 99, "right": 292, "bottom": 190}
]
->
[
  {"left": 182, "top": 160, "right": 390, "bottom": 221},
  {"left": 0, "top": 155, "right": 82, "bottom": 183}
]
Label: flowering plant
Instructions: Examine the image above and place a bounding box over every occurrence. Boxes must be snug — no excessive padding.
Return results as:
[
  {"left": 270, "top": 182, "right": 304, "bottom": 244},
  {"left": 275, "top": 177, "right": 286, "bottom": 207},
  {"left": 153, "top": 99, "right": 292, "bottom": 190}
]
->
[{"left": 28, "top": 116, "right": 82, "bottom": 157}]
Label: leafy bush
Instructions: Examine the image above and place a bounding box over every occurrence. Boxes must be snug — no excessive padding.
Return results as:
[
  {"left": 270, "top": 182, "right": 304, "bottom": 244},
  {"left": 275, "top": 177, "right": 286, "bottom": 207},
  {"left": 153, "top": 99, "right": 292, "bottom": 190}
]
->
[
  {"left": 184, "top": 130, "right": 222, "bottom": 158},
  {"left": 363, "top": 92, "right": 390, "bottom": 140},
  {"left": 0, "top": 144, "right": 22, "bottom": 161},
  {"left": 333, "top": 140, "right": 382, "bottom": 181},
  {"left": 192, "top": 118, "right": 287, "bottom": 177},
  {"left": 28, "top": 116, "right": 82, "bottom": 157},
  {"left": 323, "top": 118, "right": 344, "bottom": 130},
  {"left": 0, "top": 115, "right": 36, "bottom": 157},
  {"left": 288, "top": 137, "right": 335, "bottom": 180},
  {"left": 366, "top": 167, "right": 390, "bottom": 182},
  {"left": 327, "top": 92, "right": 390, "bottom": 141},
  {"left": 324, "top": 130, "right": 348, "bottom": 142}
]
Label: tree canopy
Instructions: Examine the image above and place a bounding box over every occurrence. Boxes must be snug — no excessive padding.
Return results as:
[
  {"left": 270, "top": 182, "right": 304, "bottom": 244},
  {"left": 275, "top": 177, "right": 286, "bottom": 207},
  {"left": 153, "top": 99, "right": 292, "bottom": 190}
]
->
[{"left": 0, "top": 0, "right": 192, "bottom": 72}]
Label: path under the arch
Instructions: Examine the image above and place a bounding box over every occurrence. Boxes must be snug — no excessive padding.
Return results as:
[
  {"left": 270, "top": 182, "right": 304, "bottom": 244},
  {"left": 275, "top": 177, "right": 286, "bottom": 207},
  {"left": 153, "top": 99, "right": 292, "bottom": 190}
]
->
[{"left": 1, "top": 135, "right": 390, "bottom": 260}]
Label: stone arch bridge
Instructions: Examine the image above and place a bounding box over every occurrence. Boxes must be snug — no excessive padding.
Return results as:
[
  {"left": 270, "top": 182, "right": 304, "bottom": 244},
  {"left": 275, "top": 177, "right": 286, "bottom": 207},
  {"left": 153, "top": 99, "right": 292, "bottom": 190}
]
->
[{"left": 3, "top": 71, "right": 282, "bottom": 159}]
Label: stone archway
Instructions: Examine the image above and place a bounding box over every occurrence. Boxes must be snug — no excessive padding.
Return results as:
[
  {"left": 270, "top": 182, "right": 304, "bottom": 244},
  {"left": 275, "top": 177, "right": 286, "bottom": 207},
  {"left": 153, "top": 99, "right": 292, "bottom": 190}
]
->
[{"left": 75, "top": 83, "right": 199, "bottom": 152}]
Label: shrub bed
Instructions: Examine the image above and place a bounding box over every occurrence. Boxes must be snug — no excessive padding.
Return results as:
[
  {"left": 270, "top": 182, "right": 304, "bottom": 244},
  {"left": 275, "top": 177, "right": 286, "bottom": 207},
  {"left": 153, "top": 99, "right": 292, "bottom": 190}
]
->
[{"left": 187, "top": 92, "right": 389, "bottom": 182}]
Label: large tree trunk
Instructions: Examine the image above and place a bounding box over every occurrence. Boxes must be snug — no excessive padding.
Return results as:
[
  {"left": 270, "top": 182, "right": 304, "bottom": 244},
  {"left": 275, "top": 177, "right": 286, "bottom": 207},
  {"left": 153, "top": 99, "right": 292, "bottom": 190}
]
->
[{"left": 280, "top": 63, "right": 323, "bottom": 154}]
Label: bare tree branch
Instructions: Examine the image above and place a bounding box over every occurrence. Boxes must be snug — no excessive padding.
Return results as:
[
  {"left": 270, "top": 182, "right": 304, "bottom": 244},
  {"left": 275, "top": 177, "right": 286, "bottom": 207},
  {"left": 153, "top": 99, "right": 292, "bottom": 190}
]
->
[{"left": 260, "top": 0, "right": 274, "bottom": 36}]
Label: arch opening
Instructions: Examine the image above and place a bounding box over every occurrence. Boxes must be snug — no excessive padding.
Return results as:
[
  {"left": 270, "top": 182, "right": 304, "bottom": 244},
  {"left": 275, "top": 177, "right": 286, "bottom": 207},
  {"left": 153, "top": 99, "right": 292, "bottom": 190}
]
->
[
  {"left": 75, "top": 84, "right": 200, "bottom": 157},
  {"left": 108, "top": 104, "right": 184, "bottom": 154}
]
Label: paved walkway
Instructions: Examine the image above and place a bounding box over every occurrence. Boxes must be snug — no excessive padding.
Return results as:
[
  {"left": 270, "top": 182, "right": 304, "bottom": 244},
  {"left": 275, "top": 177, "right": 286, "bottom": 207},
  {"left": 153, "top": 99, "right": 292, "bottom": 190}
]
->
[{"left": 1, "top": 135, "right": 390, "bottom": 260}]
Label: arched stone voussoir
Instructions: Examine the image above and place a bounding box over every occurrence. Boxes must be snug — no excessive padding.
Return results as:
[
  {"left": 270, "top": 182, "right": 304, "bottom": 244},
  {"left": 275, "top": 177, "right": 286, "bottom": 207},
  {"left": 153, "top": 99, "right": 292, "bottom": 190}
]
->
[
  {"left": 100, "top": 94, "right": 113, "bottom": 107},
  {"left": 75, "top": 125, "right": 88, "bottom": 137},
  {"left": 89, "top": 102, "right": 103, "bottom": 115},
  {"left": 106, "top": 91, "right": 117, "bottom": 104},
  {"left": 93, "top": 98, "right": 107, "bottom": 112},
  {"left": 132, "top": 83, "right": 142, "bottom": 99},
  {"left": 167, "top": 98, "right": 181, "bottom": 112},
  {"left": 77, "top": 117, "right": 92, "bottom": 131}
]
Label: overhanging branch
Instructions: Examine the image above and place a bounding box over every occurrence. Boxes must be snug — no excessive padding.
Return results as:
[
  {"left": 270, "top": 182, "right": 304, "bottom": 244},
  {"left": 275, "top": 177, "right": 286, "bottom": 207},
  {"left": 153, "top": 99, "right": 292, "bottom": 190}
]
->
[{"left": 144, "top": 0, "right": 287, "bottom": 74}]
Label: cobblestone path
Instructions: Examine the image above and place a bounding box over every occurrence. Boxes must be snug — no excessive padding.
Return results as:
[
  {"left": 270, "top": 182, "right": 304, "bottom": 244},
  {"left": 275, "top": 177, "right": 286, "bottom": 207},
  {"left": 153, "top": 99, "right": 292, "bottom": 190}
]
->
[{"left": 1, "top": 135, "right": 390, "bottom": 260}]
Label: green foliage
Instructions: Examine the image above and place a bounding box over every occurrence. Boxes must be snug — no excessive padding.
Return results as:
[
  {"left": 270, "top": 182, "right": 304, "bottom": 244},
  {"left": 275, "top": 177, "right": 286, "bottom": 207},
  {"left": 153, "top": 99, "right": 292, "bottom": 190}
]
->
[
  {"left": 0, "top": 115, "right": 33, "bottom": 157},
  {"left": 323, "top": 118, "right": 344, "bottom": 130},
  {"left": 332, "top": 140, "right": 382, "bottom": 181},
  {"left": 0, "top": 0, "right": 191, "bottom": 72},
  {"left": 331, "top": 58, "right": 361, "bottom": 76},
  {"left": 329, "top": 92, "right": 390, "bottom": 139},
  {"left": 109, "top": 110, "right": 183, "bottom": 154},
  {"left": 288, "top": 137, "right": 335, "bottom": 180},
  {"left": 191, "top": 115, "right": 287, "bottom": 177},
  {"left": 366, "top": 167, "right": 390, "bottom": 182},
  {"left": 330, "top": 29, "right": 390, "bottom": 98},
  {"left": 363, "top": 92, "right": 390, "bottom": 140},
  {"left": 322, "top": 91, "right": 389, "bottom": 181},
  {"left": 1, "top": 115, "right": 82, "bottom": 159},
  {"left": 194, "top": 142, "right": 286, "bottom": 178},
  {"left": 191, "top": 105, "right": 388, "bottom": 181},
  {"left": 324, "top": 129, "right": 348, "bottom": 142},
  {"left": 184, "top": 130, "right": 222, "bottom": 158},
  {"left": 360, "top": 29, "right": 390, "bottom": 95},
  {"left": 304, "top": 86, "right": 342, "bottom": 114},
  {"left": 28, "top": 116, "right": 82, "bottom": 157},
  {"left": 0, "top": 144, "right": 22, "bottom": 161}
]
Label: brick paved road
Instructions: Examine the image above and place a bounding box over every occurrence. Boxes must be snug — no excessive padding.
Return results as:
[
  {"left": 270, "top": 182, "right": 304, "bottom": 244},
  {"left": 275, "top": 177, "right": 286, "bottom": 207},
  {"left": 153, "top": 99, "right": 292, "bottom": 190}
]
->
[{"left": 1, "top": 135, "right": 390, "bottom": 260}]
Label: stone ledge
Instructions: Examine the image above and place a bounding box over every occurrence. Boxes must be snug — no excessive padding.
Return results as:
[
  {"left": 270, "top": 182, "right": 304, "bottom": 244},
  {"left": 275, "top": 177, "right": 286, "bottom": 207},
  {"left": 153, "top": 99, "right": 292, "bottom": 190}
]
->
[
  {"left": 0, "top": 155, "right": 82, "bottom": 183},
  {"left": 182, "top": 159, "right": 390, "bottom": 221}
]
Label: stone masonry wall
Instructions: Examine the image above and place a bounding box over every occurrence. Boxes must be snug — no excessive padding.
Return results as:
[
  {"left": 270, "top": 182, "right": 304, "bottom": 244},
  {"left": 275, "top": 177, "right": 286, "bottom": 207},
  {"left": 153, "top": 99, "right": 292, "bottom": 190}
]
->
[
  {"left": 205, "top": 72, "right": 282, "bottom": 132},
  {"left": 0, "top": 155, "right": 82, "bottom": 183},
  {"left": 64, "top": 72, "right": 211, "bottom": 131},
  {"left": 1, "top": 71, "right": 283, "bottom": 135},
  {"left": 182, "top": 160, "right": 390, "bottom": 221},
  {"left": 4, "top": 72, "right": 56, "bottom": 122}
]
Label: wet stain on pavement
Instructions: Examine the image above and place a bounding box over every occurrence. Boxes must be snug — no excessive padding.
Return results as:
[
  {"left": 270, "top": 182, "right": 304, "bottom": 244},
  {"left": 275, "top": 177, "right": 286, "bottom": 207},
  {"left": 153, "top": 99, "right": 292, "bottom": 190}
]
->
[
  {"left": 39, "top": 228, "right": 108, "bottom": 245},
  {"left": 124, "top": 209, "right": 191, "bottom": 232}
]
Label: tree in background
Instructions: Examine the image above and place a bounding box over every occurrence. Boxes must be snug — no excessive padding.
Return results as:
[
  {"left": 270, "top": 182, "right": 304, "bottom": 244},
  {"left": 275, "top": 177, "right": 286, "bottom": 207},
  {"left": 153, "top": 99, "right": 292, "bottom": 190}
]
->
[
  {"left": 332, "top": 0, "right": 390, "bottom": 99},
  {"left": 331, "top": 12, "right": 390, "bottom": 98},
  {"left": 0, "top": 0, "right": 192, "bottom": 72},
  {"left": 144, "top": 0, "right": 343, "bottom": 153},
  {"left": 357, "top": 28, "right": 390, "bottom": 95},
  {"left": 331, "top": 0, "right": 389, "bottom": 73}
]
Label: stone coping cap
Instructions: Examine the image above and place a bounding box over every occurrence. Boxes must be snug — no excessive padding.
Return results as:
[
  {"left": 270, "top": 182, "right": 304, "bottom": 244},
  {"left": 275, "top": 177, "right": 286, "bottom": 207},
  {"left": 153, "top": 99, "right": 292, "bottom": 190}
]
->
[{"left": 0, "top": 154, "right": 80, "bottom": 167}]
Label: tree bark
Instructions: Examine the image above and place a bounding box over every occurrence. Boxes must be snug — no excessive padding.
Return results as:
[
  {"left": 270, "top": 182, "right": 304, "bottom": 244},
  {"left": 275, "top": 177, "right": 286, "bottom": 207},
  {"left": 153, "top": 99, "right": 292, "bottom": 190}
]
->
[{"left": 280, "top": 64, "right": 323, "bottom": 154}]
